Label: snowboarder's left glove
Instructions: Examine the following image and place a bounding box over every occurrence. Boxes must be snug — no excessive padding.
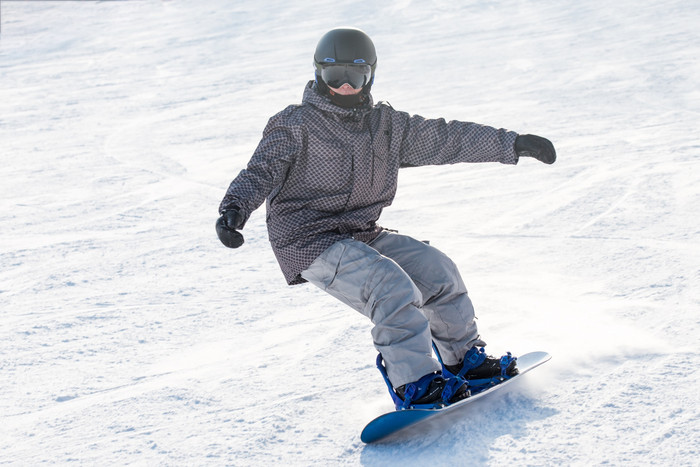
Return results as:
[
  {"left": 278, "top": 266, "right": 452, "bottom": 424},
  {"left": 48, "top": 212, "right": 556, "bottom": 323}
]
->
[
  {"left": 515, "top": 134, "right": 556, "bottom": 164},
  {"left": 216, "top": 209, "right": 244, "bottom": 248}
]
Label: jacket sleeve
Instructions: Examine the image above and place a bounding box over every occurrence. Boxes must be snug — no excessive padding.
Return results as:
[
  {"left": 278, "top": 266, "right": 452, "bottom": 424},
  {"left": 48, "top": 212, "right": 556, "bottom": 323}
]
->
[
  {"left": 397, "top": 112, "right": 519, "bottom": 168},
  {"left": 218, "top": 112, "right": 299, "bottom": 227}
]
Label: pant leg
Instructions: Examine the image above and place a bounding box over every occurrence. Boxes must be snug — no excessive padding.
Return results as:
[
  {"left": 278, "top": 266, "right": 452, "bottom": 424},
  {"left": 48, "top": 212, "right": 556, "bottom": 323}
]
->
[
  {"left": 301, "top": 238, "right": 441, "bottom": 387},
  {"left": 370, "top": 231, "right": 486, "bottom": 366}
]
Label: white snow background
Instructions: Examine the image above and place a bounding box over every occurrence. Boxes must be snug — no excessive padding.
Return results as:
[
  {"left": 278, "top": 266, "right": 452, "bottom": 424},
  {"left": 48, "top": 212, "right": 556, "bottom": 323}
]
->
[{"left": 1, "top": 0, "right": 699, "bottom": 465}]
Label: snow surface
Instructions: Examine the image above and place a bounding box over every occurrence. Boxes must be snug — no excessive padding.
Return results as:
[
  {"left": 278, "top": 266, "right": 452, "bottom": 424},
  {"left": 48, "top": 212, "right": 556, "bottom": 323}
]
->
[{"left": 1, "top": 0, "right": 699, "bottom": 465}]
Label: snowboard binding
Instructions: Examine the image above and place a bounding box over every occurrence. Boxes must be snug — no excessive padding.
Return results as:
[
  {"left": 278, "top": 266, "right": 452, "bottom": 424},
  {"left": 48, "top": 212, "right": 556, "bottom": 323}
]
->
[
  {"left": 375, "top": 353, "right": 469, "bottom": 410},
  {"left": 434, "top": 344, "right": 518, "bottom": 389}
]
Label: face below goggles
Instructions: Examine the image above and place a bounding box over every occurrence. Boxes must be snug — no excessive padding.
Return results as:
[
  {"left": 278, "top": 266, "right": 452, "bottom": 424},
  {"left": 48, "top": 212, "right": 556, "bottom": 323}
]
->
[{"left": 320, "top": 63, "right": 372, "bottom": 90}]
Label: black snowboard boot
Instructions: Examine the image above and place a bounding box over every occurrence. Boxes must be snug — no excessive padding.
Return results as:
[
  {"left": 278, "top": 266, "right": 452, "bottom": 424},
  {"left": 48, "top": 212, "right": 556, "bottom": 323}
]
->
[
  {"left": 394, "top": 372, "right": 469, "bottom": 408},
  {"left": 445, "top": 347, "right": 518, "bottom": 381}
]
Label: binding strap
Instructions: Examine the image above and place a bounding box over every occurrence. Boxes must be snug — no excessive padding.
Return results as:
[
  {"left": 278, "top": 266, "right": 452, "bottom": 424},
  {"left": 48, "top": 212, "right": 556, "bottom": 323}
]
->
[
  {"left": 500, "top": 352, "right": 516, "bottom": 377},
  {"left": 455, "top": 347, "right": 488, "bottom": 379},
  {"left": 398, "top": 372, "right": 443, "bottom": 410}
]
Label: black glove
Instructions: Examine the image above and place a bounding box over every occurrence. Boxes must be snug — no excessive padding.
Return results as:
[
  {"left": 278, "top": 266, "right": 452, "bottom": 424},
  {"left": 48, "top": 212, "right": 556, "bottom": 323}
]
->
[
  {"left": 515, "top": 134, "right": 556, "bottom": 164},
  {"left": 216, "top": 209, "right": 244, "bottom": 248}
]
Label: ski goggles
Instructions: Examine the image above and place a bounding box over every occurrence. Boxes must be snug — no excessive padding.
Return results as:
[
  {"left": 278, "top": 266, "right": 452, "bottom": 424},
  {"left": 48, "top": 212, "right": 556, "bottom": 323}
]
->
[{"left": 320, "top": 63, "right": 372, "bottom": 89}]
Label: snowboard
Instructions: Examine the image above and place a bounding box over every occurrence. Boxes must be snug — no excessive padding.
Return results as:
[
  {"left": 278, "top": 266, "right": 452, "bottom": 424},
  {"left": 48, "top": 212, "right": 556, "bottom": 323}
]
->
[{"left": 360, "top": 351, "right": 551, "bottom": 443}]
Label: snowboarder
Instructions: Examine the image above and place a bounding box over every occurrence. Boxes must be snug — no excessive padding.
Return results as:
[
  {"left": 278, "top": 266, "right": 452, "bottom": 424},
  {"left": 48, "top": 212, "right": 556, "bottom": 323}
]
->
[{"left": 217, "top": 27, "right": 556, "bottom": 408}]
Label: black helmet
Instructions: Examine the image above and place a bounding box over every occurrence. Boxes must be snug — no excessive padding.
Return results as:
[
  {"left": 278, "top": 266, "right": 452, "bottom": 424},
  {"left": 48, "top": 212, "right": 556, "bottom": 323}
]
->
[{"left": 313, "top": 28, "right": 377, "bottom": 107}]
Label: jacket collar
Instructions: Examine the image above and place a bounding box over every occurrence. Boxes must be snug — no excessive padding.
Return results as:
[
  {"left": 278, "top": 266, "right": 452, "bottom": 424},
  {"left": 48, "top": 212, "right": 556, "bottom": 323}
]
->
[{"left": 302, "top": 81, "right": 373, "bottom": 119}]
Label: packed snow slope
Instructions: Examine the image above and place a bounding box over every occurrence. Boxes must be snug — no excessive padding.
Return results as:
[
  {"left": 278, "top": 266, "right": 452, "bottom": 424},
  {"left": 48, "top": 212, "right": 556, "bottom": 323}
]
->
[{"left": 1, "top": 1, "right": 698, "bottom": 465}]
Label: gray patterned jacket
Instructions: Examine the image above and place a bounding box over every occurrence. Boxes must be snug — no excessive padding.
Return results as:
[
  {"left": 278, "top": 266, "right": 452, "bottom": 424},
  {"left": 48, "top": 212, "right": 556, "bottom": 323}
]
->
[{"left": 220, "top": 81, "right": 519, "bottom": 285}]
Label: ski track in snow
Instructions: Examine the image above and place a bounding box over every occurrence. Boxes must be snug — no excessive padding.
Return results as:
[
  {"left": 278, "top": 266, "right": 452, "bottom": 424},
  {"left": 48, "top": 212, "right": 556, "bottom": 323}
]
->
[{"left": 1, "top": 1, "right": 699, "bottom": 465}]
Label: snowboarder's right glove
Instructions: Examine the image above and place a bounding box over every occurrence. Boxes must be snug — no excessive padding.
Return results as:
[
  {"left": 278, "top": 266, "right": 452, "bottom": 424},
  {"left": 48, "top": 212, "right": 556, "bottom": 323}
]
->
[
  {"left": 514, "top": 134, "right": 557, "bottom": 164},
  {"left": 216, "top": 209, "right": 244, "bottom": 248}
]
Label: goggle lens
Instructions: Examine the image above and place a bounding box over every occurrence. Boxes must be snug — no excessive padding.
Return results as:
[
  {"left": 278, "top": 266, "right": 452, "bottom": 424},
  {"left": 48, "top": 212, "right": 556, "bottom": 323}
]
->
[{"left": 321, "top": 64, "right": 372, "bottom": 89}]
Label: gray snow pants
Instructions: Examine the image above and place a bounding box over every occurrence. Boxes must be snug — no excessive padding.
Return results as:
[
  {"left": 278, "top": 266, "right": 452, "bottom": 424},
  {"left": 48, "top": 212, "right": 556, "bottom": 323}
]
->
[{"left": 301, "top": 230, "right": 485, "bottom": 387}]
